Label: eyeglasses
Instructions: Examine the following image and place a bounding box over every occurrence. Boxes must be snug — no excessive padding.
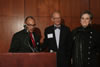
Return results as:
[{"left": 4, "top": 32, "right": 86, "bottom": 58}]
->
[
  {"left": 53, "top": 17, "right": 61, "bottom": 20},
  {"left": 26, "top": 23, "right": 36, "bottom": 27}
]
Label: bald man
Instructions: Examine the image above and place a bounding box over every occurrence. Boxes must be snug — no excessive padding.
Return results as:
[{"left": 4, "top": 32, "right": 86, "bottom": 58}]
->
[
  {"left": 9, "top": 16, "right": 40, "bottom": 52},
  {"left": 42, "top": 11, "right": 72, "bottom": 67}
]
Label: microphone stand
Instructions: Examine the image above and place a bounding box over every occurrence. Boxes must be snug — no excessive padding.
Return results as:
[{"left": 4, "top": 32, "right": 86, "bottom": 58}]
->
[{"left": 24, "top": 35, "right": 35, "bottom": 52}]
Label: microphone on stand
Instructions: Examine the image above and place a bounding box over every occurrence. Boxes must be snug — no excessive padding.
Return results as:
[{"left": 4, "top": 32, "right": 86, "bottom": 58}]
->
[
  {"left": 23, "top": 24, "right": 39, "bottom": 52},
  {"left": 24, "top": 35, "right": 35, "bottom": 52}
]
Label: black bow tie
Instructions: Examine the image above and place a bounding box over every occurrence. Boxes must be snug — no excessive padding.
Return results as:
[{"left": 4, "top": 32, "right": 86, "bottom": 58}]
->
[{"left": 54, "top": 26, "right": 61, "bottom": 30}]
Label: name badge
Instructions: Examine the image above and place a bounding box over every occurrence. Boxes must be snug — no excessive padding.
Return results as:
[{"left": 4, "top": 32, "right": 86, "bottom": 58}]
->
[{"left": 47, "top": 33, "right": 53, "bottom": 38}]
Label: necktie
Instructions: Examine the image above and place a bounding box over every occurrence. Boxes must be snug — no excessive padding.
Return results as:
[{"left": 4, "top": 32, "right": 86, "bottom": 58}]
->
[{"left": 29, "top": 32, "right": 36, "bottom": 48}]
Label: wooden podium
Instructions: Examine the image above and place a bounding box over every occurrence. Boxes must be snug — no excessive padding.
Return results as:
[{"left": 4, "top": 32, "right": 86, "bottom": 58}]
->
[{"left": 0, "top": 53, "right": 56, "bottom": 67}]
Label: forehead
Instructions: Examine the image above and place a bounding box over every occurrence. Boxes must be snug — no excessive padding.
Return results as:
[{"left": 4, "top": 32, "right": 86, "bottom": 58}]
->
[
  {"left": 52, "top": 12, "right": 61, "bottom": 17},
  {"left": 25, "top": 18, "right": 35, "bottom": 24},
  {"left": 81, "top": 13, "right": 90, "bottom": 18}
]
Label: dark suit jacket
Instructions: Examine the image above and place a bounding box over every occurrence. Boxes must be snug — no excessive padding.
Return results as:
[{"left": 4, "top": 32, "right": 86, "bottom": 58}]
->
[
  {"left": 9, "top": 29, "right": 40, "bottom": 52},
  {"left": 42, "top": 24, "right": 72, "bottom": 67}
]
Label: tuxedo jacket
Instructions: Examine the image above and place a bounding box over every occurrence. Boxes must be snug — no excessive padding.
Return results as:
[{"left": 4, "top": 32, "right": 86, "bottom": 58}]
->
[
  {"left": 9, "top": 29, "right": 40, "bottom": 52},
  {"left": 42, "top": 24, "right": 72, "bottom": 67}
]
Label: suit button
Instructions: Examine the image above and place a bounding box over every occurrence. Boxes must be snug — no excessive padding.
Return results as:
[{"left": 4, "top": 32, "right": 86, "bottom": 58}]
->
[
  {"left": 90, "top": 36, "right": 92, "bottom": 39},
  {"left": 88, "top": 52, "right": 91, "bottom": 54},
  {"left": 88, "top": 57, "right": 91, "bottom": 60},
  {"left": 88, "top": 47, "right": 91, "bottom": 49},
  {"left": 90, "top": 32, "right": 93, "bottom": 34},
  {"left": 88, "top": 63, "right": 90, "bottom": 64},
  {"left": 89, "top": 41, "right": 92, "bottom": 44}
]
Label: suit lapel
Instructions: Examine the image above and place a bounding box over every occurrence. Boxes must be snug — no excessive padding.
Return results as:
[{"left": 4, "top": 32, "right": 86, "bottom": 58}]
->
[
  {"left": 51, "top": 26, "right": 58, "bottom": 48},
  {"left": 33, "top": 32, "right": 36, "bottom": 41},
  {"left": 59, "top": 25, "right": 64, "bottom": 48},
  {"left": 32, "top": 32, "right": 38, "bottom": 45}
]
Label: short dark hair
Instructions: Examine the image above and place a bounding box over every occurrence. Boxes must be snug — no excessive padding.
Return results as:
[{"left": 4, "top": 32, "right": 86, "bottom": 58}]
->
[
  {"left": 25, "top": 16, "right": 35, "bottom": 23},
  {"left": 80, "top": 10, "right": 93, "bottom": 20}
]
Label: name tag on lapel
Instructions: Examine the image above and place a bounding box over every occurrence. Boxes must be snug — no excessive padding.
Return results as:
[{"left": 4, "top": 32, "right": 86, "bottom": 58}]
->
[{"left": 47, "top": 33, "right": 53, "bottom": 38}]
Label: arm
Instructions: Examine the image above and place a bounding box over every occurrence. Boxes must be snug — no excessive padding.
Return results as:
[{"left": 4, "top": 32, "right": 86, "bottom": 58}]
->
[
  {"left": 41, "top": 28, "right": 49, "bottom": 51},
  {"left": 9, "top": 34, "right": 20, "bottom": 52}
]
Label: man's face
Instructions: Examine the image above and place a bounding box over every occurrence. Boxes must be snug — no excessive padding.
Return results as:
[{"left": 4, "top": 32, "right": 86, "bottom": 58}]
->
[
  {"left": 25, "top": 18, "right": 35, "bottom": 32},
  {"left": 51, "top": 12, "right": 61, "bottom": 26},
  {"left": 80, "top": 14, "right": 91, "bottom": 28}
]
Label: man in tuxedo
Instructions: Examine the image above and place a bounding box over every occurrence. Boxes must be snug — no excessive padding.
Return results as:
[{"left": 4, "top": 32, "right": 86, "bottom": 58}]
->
[
  {"left": 9, "top": 16, "right": 40, "bottom": 52},
  {"left": 42, "top": 11, "right": 72, "bottom": 67}
]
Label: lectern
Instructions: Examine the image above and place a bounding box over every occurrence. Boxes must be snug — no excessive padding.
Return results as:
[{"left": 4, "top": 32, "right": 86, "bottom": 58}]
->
[{"left": 0, "top": 53, "right": 56, "bottom": 67}]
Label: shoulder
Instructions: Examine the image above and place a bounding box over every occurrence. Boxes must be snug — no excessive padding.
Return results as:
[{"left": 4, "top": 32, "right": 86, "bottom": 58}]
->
[
  {"left": 91, "top": 27, "right": 100, "bottom": 37},
  {"left": 61, "top": 25, "right": 71, "bottom": 32},
  {"left": 62, "top": 25, "right": 70, "bottom": 29},
  {"left": 72, "top": 27, "right": 82, "bottom": 36},
  {"left": 72, "top": 27, "right": 81, "bottom": 32},
  {"left": 44, "top": 25, "right": 54, "bottom": 32},
  {"left": 13, "top": 29, "right": 26, "bottom": 38}
]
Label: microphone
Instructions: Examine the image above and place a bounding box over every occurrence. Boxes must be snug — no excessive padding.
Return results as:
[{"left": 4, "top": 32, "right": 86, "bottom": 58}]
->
[
  {"left": 24, "top": 24, "right": 27, "bottom": 29},
  {"left": 24, "top": 35, "right": 35, "bottom": 52},
  {"left": 24, "top": 34, "right": 40, "bottom": 52}
]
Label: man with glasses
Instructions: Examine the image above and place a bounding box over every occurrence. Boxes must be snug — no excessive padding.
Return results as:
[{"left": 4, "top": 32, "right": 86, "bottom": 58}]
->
[
  {"left": 42, "top": 11, "right": 72, "bottom": 67},
  {"left": 9, "top": 16, "right": 40, "bottom": 52}
]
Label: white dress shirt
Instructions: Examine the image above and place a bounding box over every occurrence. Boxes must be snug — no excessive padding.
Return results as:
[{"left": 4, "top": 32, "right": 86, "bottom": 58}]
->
[{"left": 54, "top": 25, "right": 61, "bottom": 48}]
